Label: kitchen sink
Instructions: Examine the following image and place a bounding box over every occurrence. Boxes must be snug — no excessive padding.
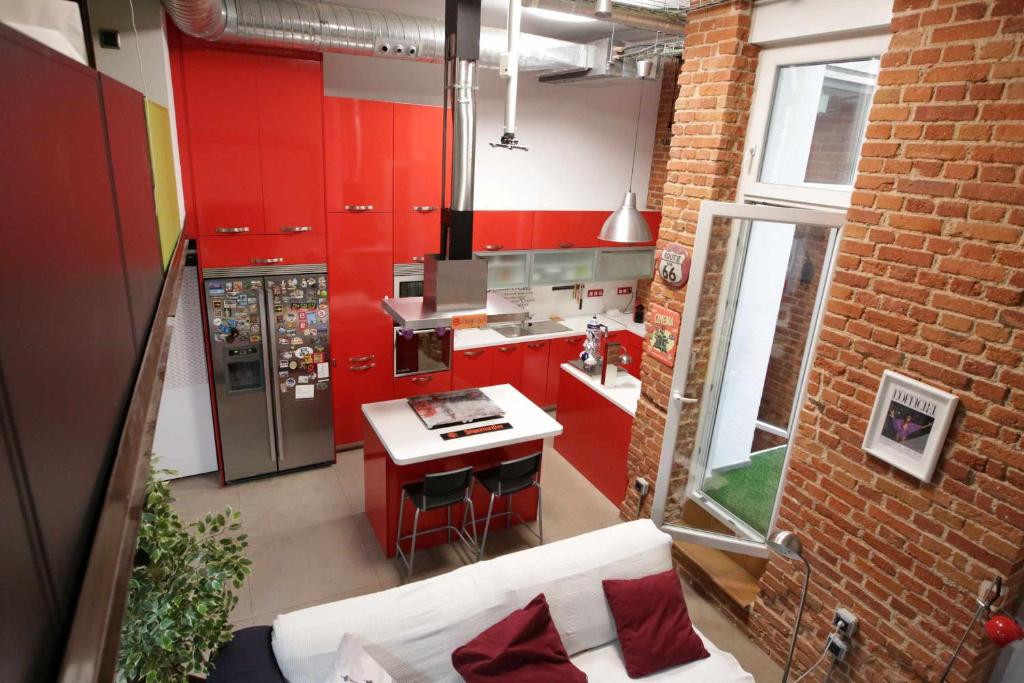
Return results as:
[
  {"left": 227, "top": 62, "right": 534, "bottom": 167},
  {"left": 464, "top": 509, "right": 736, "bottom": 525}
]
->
[{"left": 492, "top": 320, "right": 571, "bottom": 338}]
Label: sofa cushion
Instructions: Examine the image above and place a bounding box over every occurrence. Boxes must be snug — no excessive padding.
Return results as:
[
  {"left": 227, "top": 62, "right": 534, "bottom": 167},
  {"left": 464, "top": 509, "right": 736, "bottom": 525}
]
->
[
  {"left": 326, "top": 633, "right": 395, "bottom": 683},
  {"left": 452, "top": 594, "right": 588, "bottom": 682},
  {"left": 602, "top": 570, "right": 709, "bottom": 677},
  {"left": 206, "top": 626, "right": 286, "bottom": 683},
  {"left": 272, "top": 521, "right": 675, "bottom": 682},
  {"left": 570, "top": 636, "right": 755, "bottom": 683}
]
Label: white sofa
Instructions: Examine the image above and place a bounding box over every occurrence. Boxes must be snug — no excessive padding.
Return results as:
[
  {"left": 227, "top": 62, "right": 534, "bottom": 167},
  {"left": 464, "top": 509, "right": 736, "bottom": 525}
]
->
[{"left": 272, "top": 520, "right": 755, "bottom": 682}]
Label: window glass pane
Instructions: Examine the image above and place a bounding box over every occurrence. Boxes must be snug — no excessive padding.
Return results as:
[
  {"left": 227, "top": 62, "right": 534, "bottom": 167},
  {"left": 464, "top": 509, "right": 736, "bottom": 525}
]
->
[{"left": 759, "top": 58, "right": 879, "bottom": 188}]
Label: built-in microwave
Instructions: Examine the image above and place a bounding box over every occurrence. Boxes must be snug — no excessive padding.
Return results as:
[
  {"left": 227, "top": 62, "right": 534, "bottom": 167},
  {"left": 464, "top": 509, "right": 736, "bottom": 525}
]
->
[
  {"left": 394, "top": 263, "right": 424, "bottom": 299},
  {"left": 394, "top": 327, "right": 452, "bottom": 377}
]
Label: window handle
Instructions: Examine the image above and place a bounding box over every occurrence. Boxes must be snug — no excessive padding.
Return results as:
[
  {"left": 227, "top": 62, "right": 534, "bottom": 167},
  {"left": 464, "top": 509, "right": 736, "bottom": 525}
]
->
[{"left": 747, "top": 145, "right": 757, "bottom": 174}]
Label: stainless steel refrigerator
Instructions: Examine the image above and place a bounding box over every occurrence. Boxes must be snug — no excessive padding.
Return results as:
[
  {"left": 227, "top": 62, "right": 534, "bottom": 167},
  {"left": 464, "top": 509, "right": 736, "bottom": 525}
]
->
[{"left": 202, "top": 266, "right": 333, "bottom": 482}]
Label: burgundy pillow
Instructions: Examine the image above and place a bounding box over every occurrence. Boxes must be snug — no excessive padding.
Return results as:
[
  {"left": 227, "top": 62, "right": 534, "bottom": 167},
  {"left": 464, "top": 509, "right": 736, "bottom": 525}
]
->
[
  {"left": 452, "top": 594, "right": 588, "bottom": 683},
  {"left": 602, "top": 569, "right": 710, "bottom": 677}
]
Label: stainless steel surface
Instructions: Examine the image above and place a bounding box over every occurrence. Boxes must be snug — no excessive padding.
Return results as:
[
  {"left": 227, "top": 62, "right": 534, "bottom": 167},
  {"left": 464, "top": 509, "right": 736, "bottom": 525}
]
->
[
  {"left": 412, "top": 205, "right": 437, "bottom": 212},
  {"left": 259, "top": 282, "right": 283, "bottom": 464},
  {"left": 381, "top": 292, "right": 527, "bottom": 331},
  {"left": 501, "top": 0, "right": 522, "bottom": 142},
  {"left": 423, "top": 254, "right": 488, "bottom": 312},
  {"left": 215, "top": 226, "right": 250, "bottom": 233},
  {"left": 279, "top": 225, "right": 312, "bottom": 233},
  {"left": 204, "top": 277, "right": 277, "bottom": 481},
  {"left": 599, "top": 190, "right": 653, "bottom": 243},
  {"left": 491, "top": 319, "right": 571, "bottom": 338},
  {"left": 202, "top": 262, "right": 327, "bottom": 279},
  {"left": 531, "top": 0, "right": 686, "bottom": 35},
  {"left": 394, "top": 327, "right": 453, "bottom": 377},
  {"left": 160, "top": 0, "right": 591, "bottom": 71},
  {"left": 450, "top": 59, "right": 477, "bottom": 212},
  {"left": 343, "top": 204, "right": 374, "bottom": 212},
  {"left": 252, "top": 257, "right": 284, "bottom": 264}
]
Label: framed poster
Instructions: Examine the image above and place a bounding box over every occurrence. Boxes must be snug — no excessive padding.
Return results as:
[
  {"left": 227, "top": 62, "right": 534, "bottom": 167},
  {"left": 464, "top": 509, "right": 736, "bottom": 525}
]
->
[
  {"left": 862, "top": 370, "right": 958, "bottom": 482},
  {"left": 647, "top": 303, "right": 681, "bottom": 367}
]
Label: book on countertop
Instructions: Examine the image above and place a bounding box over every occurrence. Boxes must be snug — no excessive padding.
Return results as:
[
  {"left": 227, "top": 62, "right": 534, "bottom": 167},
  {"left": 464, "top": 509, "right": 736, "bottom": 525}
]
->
[{"left": 407, "top": 388, "right": 505, "bottom": 430}]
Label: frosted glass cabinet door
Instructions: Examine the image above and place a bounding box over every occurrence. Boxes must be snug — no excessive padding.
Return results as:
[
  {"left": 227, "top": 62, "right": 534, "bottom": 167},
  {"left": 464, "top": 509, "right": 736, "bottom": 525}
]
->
[
  {"left": 595, "top": 248, "right": 655, "bottom": 281},
  {"left": 476, "top": 251, "right": 529, "bottom": 288},
  {"left": 530, "top": 249, "right": 596, "bottom": 286}
]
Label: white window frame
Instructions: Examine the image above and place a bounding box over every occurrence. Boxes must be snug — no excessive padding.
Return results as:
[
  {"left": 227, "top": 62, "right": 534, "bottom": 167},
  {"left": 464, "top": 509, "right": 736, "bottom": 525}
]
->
[{"left": 739, "top": 33, "right": 892, "bottom": 210}]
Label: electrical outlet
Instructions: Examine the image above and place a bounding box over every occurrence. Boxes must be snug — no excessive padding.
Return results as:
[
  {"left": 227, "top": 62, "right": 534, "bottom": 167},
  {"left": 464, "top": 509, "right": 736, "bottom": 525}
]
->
[
  {"left": 634, "top": 477, "right": 650, "bottom": 496},
  {"left": 617, "top": 286, "right": 633, "bottom": 295},
  {"left": 587, "top": 289, "right": 604, "bottom": 297},
  {"left": 833, "top": 608, "right": 858, "bottom": 638},
  {"left": 826, "top": 633, "right": 849, "bottom": 662}
]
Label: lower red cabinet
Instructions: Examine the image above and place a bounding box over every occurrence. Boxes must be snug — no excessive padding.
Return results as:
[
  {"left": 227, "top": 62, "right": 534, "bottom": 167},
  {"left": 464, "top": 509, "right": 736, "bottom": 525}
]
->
[
  {"left": 491, "top": 344, "right": 523, "bottom": 386},
  {"left": 452, "top": 348, "right": 493, "bottom": 390},
  {"left": 395, "top": 371, "right": 452, "bottom": 398},
  {"left": 545, "top": 335, "right": 584, "bottom": 405},
  {"left": 332, "top": 326, "right": 393, "bottom": 446},
  {"left": 520, "top": 340, "right": 550, "bottom": 405}
]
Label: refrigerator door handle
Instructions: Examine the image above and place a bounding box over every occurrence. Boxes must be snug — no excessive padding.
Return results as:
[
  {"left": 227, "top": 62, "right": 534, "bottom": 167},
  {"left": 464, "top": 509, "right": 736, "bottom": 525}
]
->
[{"left": 260, "top": 281, "right": 285, "bottom": 464}]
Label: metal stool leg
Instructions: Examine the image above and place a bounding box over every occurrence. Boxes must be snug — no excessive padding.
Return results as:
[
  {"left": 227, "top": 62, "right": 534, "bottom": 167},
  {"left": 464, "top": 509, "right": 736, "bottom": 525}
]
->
[
  {"left": 407, "top": 507, "right": 421, "bottom": 578},
  {"left": 395, "top": 489, "right": 406, "bottom": 561},
  {"left": 447, "top": 506, "right": 452, "bottom": 545},
  {"left": 478, "top": 493, "right": 497, "bottom": 561},
  {"left": 536, "top": 481, "right": 543, "bottom": 545}
]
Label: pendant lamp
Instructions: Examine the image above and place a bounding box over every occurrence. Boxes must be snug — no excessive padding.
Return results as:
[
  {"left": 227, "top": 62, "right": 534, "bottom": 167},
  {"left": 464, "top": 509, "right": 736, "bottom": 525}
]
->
[
  {"left": 600, "top": 75, "right": 652, "bottom": 243},
  {"left": 594, "top": 0, "right": 613, "bottom": 18}
]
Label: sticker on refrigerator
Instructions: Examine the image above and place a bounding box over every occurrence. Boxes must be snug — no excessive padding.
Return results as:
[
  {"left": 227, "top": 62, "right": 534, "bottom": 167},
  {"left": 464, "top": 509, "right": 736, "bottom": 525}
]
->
[
  {"left": 295, "top": 385, "right": 315, "bottom": 400},
  {"left": 298, "top": 375, "right": 309, "bottom": 384},
  {"left": 317, "top": 362, "right": 330, "bottom": 379},
  {"left": 285, "top": 378, "right": 296, "bottom": 388}
]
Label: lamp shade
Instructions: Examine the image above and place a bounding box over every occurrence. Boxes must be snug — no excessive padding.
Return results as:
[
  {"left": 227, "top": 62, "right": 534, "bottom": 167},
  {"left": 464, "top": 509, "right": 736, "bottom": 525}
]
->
[
  {"left": 599, "top": 191, "right": 652, "bottom": 243},
  {"left": 594, "top": 0, "right": 613, "bottom": 18},
  {"left": 767, "top": 530, "right": 803, "bottom": 561}
]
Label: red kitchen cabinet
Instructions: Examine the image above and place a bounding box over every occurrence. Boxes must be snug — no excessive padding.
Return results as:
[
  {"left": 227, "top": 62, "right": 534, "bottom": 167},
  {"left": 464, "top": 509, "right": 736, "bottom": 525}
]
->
[
  {"left": 473, "top": 211, "right": 534, "bottom": 252},
  {"left": 325, "top": 97, "right": 393, "bottom": 213},
  {"left": 333, "top": 327, "right": 394, "bottom": 445},
  {"left": 545, "top": 335, "right": 585, "bottom": 405},
  {"left": 491, "top": 344, "right": 523, "bottom": 386},
  {"left": 393, "top": 211, "right": 441, "bottom": 264},
  {"left": 257, "top": 55, "right": 324, "bottom": 234},
  {"left": 452, "top": 347, "right": 494, "bottom": 390},
  {"left": 636, "top": 211, "right": 661, "bottom": 246},
  {"left": 198, "top": 234, "right": 326, "bottom": 269},
  {"left": 520, "top": 340, "right": 550, "bottom": 406},
  {"left": 394, "top": 103, "right": 443, "bottom": 213},
  {"left": 183, "top": 47, "right": 265, "bottom": 235},
  {"left": 532, "top": 212, "right": 605, "bottom": 250},
  {"left": 395, "top": 371, "right": 452, "bottom": 398}
]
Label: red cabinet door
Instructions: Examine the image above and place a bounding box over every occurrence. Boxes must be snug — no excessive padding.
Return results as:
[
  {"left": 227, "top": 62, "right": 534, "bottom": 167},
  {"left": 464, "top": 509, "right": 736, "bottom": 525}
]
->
[
  {"left": 532, "top": 211, "right": 605, "bottom": 250},
  {"left": 394, "top": 103, "right": 443, "bottom": 213},
  {"left": 198, "top": 234, "right": 327, "bottom": 269},
  {"left": 393, "top": 211, "right": 441, "bottom": 264},
  {"left": 545, "top": 335, "right": 585, "bottom": 405},
  {"left": 324, "top": 97, "right": 393, "bottom": 213},
  {"left": 637, "top": 211, "right": 661, "bottom": 246},
  {"left": 452, "top": 347, "right": 494, "bottom": 390},
  {"left": 257, "top": 55, "right": 325, "bottom": 234},
  {"left": 520, "top": 340, "right": 550, "bottom": 405},
  {"left": 183, "top": 47, "right": 265, "bottom": 236},
  {"left": 332, "top": 327, "right": 393, "bottom": 445},
  {"left": 491, "top": 343, "right": 523, "bottom": 387},
  {"left": 394, "top": 371, "right": 452, "bottom": 398},
  {"left": 472, "top": 211, "right": 534, "bottom": 252}
]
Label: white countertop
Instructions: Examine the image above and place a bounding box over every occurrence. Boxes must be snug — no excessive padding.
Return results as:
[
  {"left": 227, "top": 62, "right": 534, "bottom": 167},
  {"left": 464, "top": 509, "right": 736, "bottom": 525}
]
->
[
  {"left": 361, "top": 384, "right": 563, "bottom": 465},
  {"left": 453, "top": 313, "right": 643, "bottom": 351},
  {"left": 561, "top": 362, "right": 642, "bottom": 417}
]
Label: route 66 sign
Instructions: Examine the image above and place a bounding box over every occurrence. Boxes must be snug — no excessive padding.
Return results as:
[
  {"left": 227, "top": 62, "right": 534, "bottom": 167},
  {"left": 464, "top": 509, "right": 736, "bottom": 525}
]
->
[{"left": 658, "top": 243, "right": 690, "bottom": 288}]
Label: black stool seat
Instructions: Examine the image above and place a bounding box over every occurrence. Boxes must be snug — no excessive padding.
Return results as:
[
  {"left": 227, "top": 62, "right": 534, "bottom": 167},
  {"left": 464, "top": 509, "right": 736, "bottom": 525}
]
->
[
  {"left": 395, "top": 466, "right": 477, "bottom": 578},
  {"left": 474, "top": 465, "right": 535, "bottom": 497},
  {"left": 473, "top": 452, "right": 543, "bottom": 560},
  {"left": 402, "top": 479, "right": 467, "bottom": 510}
]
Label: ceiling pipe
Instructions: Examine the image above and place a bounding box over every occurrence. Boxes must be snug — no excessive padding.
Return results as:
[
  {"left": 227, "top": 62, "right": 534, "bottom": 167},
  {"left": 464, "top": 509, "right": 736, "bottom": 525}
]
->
[
  {"left": 526, "top": 0, "right": 687, "bottom": 37},
  {"left": 491, "top": 0, "right": 528, "bottom": 151},
  {"left": 161, "top": 0, "right": 591, "bottom": 71}
]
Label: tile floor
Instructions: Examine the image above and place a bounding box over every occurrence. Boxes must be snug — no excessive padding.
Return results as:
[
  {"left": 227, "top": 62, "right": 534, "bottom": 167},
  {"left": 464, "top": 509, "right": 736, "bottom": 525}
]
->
[{"left": 170, "top": 439, "right": 780, "bottom": 681}]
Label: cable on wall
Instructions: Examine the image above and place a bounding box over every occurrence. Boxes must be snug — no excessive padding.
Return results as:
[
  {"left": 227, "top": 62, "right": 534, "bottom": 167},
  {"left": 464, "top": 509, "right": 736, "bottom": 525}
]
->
[{"left": 128, "top": 0, "right": 150, "bottom": 99}]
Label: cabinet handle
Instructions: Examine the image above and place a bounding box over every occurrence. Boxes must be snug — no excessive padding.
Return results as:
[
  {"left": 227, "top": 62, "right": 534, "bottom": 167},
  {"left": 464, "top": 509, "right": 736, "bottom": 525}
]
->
[
  {"left": 527, "top": 342, "right": 544, "bottom": 349},
  {"left": 565, "top": 338, "right": 578, "bottom": 344},
  {"left": 350, "top": 363, "right": 375, "bottom": 372},
  {"left": 413, "top": 205, "right": 437, "bottom": 212},
  {"left": 215, "top": 226, "right": 250, "bottom": 234},
  {"left": 349, "top": 354, "right": 374, "bottom": 363},
  {"left": 252, "top": 257, "right": 284, "bottom": 265},
  {"left": 485, "top": 244, "right": 504, "bottom": 251},
  {"left": 558, "top": 242, "right": 574, "bottom": 249},
  {"left": 280, "top": 225, "right": 312, "bottom": 233},
  {"left": 498, "top": 346, "right": 517, "bottom": 353},
  {"left": 463, "top": 350, "right": 483, "bottom": 357},
  {"left": 411, "top": 375, "right": 433, "bottom": 383},
  {"left": 412, "top": 255, "right": 425, "bottom": 263},
  {"left": 344, "top": 205, "right": 374, "bottom": 212}
]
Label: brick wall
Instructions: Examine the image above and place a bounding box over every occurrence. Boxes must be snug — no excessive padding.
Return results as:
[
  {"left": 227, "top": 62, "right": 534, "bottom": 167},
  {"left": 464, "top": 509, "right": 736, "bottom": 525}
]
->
[{"left": 750, "top": 2, "right": 1024, "bottom": 682}]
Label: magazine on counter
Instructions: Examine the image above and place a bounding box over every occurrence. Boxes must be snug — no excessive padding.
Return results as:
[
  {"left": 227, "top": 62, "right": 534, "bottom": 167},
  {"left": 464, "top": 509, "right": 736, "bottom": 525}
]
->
[{"left": 407, "top": 388, "right": 505, "bottom": 430}]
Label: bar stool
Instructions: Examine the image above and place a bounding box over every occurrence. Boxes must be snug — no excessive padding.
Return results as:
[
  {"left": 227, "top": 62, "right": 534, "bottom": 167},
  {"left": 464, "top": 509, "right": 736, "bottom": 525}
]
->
[
  {"left": 395, "top": 466, "right": 478, "bottom": 578},
  {"left": 474, "top": 452, "right": 543, "bottom": 560}
]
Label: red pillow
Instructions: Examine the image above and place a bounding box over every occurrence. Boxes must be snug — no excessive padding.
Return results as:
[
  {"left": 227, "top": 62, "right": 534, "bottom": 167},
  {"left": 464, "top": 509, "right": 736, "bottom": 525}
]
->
[
  {"left": 602, "top": 569, "right": 710, "bottom": 677},
  {"left": 452, "top": 593, "right": 588, "bottom": 683}
]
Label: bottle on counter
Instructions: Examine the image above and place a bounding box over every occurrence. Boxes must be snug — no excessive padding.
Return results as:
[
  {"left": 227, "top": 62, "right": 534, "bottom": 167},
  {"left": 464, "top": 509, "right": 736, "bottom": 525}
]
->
[{"left": 633, "top": 303, "right": 645, "bottom": 324}]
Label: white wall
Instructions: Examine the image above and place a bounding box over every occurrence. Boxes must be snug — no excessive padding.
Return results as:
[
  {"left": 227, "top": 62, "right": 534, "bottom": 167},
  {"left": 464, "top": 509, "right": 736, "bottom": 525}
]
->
[
  {"left": 323, "top": 53, "right": 661, "bottom": 210},
  {"left": 750, "top": 0, "right": 892, "bottom": 46}
]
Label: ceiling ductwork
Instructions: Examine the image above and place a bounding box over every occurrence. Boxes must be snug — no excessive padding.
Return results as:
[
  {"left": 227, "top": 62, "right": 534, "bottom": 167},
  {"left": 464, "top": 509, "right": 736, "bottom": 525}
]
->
[
  {"left": 162, "top": 0, "right": 592, "bottom": 71},
  {"left": 527, "top": 1, "right": 686, "bottom": 37}
]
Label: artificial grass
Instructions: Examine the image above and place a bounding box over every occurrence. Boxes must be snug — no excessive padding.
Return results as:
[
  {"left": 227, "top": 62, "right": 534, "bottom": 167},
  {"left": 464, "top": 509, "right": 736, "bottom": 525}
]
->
[{"left": 703, "top": 445, "right": 786, "bottom": 537}]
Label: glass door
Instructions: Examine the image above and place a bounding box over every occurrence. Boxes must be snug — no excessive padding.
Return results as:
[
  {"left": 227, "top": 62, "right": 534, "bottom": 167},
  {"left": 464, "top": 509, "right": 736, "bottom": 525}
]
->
[{"left": 651, "top": 202, "right": 845, "bottom": 556}]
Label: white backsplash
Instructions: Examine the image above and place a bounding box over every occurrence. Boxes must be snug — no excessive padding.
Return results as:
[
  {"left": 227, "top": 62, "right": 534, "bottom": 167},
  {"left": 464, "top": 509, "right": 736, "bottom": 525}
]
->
[{"left": 492, "top": 280, "right": 641, "bottom": 321}]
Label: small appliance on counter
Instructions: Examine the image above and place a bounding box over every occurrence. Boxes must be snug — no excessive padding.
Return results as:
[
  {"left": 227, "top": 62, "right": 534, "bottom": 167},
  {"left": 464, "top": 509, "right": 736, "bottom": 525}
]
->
[
  {"left": 394, "top": 326, "right": 453, "bottom": 376},
  {"left": 579, "top": 315, "right": 609, "bottom": 373}
]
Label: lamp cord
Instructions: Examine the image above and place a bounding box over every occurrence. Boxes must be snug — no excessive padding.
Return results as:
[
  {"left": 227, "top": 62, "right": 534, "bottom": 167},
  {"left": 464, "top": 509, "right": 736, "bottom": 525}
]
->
[
  {"left": 790, "top": 648, "right": 829, "bottom": 683},
  {"left": 627, "top": 80, "right": 646, "bottom": 193},
  {"left": 938, "top": 602, "right": 986, "bottom": 683}
]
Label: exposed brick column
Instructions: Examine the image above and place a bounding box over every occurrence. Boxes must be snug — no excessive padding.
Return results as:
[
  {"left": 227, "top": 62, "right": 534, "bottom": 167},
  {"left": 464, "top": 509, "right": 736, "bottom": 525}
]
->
[
  {"left": 621, "top": 0, "right": 758, "bottom": 520},
  {"left": 750, "top": 3, "right": 1024, "bottom": 683}
]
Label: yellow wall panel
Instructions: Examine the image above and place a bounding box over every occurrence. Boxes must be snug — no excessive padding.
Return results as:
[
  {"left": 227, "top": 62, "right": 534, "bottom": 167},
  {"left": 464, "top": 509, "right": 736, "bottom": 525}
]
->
[{"left": 144, "top": 101, "right": 181, "bottom": 269}]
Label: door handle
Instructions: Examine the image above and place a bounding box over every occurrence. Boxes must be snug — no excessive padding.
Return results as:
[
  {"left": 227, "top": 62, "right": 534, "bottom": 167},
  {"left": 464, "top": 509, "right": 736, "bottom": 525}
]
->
[
  {"left": 498, "top": 346, "right": 517, "bottom": 353},
  {"left": 673, "top": 391, "right": 698, "bottom": 405},
  {"left": 462, "top": 350, "right": 483, "bottom": 357},
  {"left": 485, "top": 244, "right": 504, "bottom": 251},
  {"left": 252, "top": 257, "right": 284, "bottom": 265},
  {"left": 411, "top": 375, "right": 433, "bottom": 383},
  {"left": 412, "top": 255, "right": 425, "bottom": 263},
  {"left": 349, "top": 354, "right": 375, "bottom": 363},
  {"left": 527, "top": 342, "right": 544, "bottom": 349},
  {"left": 350, "top": 363, "right": 376, "bottom": 371},
  {"left": 280, "top": 225, "right": 312, "bottom": 233},
  {"left": 558, "top": 242, "right": 574, "bottom": 249},
  {"left": 344, "top": 205, "right": 374, "bottom": 212},
  {"left": 413, "top": 205, "right": 437, "bottom": 212},
  {"left": 215, "top": 226, "right": 251, "bottom": 234}
]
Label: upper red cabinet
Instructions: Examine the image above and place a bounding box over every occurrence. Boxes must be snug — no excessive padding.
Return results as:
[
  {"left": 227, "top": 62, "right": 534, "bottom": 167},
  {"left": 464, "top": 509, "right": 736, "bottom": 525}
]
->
[
  {"left": 324, "top": 97, "right": 393, "bottom": 213},
  {"left": 393, "top": 103, "right": 443, "bottom": 214},
  {"left": 183, "top": 47, "right": 265, "bottom": 236},
  {"left": 394, "top": 211, "right": 440, "bottom": 264},
  {"left": 473, "top": 211, "right": 534, "bottom": 252},
  {"left": 532, "top": 212, "right": 605, "bottom": 250},
  {"left": 257, "top": 55, "right": 325, "bottom": 235}
]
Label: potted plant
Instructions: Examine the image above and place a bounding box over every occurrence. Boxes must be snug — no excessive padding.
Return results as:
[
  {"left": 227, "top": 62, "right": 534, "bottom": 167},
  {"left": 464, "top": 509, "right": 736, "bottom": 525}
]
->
[{"left": 118, "top": 467, "right": 252, "bottom": 682}]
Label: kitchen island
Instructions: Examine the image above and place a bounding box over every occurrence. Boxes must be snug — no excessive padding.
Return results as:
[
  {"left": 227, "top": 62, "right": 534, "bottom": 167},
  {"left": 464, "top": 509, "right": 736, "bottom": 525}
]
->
[{"left": 362, "top": 384, "right": 562, "bottom": 557}]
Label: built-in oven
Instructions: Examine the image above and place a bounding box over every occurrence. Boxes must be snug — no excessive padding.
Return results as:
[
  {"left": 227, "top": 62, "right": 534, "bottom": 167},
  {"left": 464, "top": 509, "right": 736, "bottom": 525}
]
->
[
  {"left": 394, "top": 327, "right": 452, "bottom": 377},
  {"left": 394, "top": 263, "right": 424, "bottom": 299}
]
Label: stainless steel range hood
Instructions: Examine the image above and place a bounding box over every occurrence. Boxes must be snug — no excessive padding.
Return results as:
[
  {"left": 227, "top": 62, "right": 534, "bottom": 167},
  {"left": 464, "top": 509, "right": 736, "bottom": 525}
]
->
[{"left": 382, "top": 293, "right": 525, "bottom": 331}]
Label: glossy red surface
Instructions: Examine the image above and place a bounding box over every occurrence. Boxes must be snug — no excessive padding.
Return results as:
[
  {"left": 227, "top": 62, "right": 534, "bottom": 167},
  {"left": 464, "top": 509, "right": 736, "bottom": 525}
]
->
[
  {"left": 545, "top": 335, "right": 585, "bottom": 405},
  {"left": 532, "top": 211, "right": 605, "bottom": 250},
  {"left": 257, "top": 55, "right": 325, "bottom": 234},
  {"left": 491, "top": 344, "right": 523, "bottom": 387},
  {"left": 452, "top": 347, "right": 495, "bottom": 390},
  {"left": 324, "top": 97, "right": 393, "bottom": 212},
  {"left": 473, "top": 211, "right": 535, "bottom": 252},
  {"left": 520, "top": 341, "right": 551, "bottom": 406},
  {"left": 554, "top": 368, "right": 632, "bottom": 506},
  {"left": 182, "top": 47, "right": 265, "bottom": 235},
  {"left": 198, "top": 233, "right": 326, "bottom": 268},
  {"left": 394, "top": 371, "right": 453, "bottom": 398},
  {"left": 393, "top": 103, "right": 443, "bottom": 212},
  {"left": 393, "top": 211, "right": 441, "bottom": 264}
]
